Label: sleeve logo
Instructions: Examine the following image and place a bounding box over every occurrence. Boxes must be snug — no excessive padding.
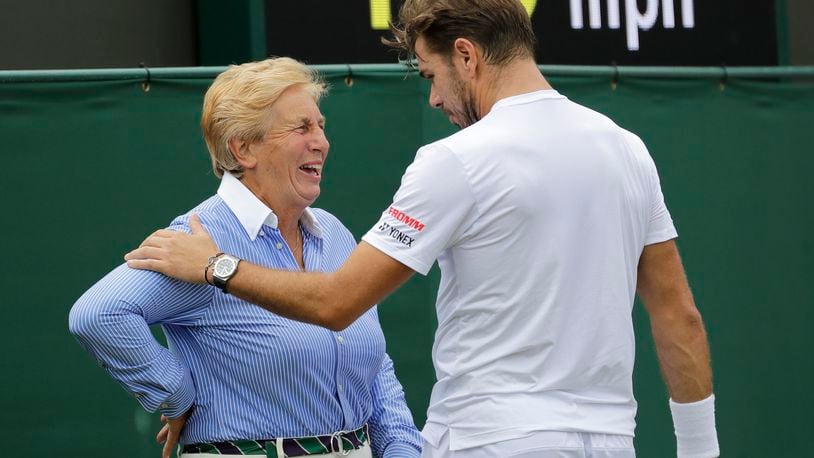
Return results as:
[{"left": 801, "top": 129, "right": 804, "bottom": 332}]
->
[
  {"left": 387, "top": 207, "right": 424, "bottom": 231},
  {"left": 375, "top": 207, "right": 425, "bottom": 248},
  {"left": 376, "top": 221, "right": 414, "bottom": 247}
]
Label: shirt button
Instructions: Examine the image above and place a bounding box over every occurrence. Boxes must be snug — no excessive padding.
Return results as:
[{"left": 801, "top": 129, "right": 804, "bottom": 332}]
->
[
  {"left": 258, "top": 230, "right": 264, "bottom": 237},
  {"left": 275, "top": 242, "right": 283, "bottom": 250},
  {"left": 160, "top": 402, "right": 170, "bottom": 409},
  {"left": 338, "top": 384, "right": 344, "bottom": 392},
  {"left": 337, "top": 336, "right": 344, "bottom": 344}
]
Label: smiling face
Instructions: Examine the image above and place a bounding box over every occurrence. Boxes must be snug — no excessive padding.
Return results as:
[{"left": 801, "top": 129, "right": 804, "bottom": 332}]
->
[
  {"left": 245, "top": 84, "right": 329, "bottom": 212},
  {"left": 415, "top": 35, "right": 480, "bottom": 128}
]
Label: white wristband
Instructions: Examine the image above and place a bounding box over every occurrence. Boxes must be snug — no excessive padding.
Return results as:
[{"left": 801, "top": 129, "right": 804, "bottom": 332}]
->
[{"left": 669, "top": 394, "right": 720, "bottom": 458}]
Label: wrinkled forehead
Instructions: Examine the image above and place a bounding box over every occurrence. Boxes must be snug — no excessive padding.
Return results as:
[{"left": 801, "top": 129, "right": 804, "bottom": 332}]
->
[{"left": 267, "top": 88, "right": 326, "bottom": 127}]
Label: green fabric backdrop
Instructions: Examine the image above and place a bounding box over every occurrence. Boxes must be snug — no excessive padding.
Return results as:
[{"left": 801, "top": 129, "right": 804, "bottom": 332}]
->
[{"left": 0, "top": 67, "right": 811, "bottom": 457}]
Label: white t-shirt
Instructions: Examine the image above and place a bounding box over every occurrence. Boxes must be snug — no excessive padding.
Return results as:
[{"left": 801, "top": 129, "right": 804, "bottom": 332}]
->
[{"left": 362, "top": 89, "right": 677, "bottom": 451}]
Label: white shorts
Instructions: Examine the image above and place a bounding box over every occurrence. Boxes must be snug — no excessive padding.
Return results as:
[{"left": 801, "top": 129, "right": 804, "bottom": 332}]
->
[{"left": 421, "top": 430, "right": 635, "bottom": 458}]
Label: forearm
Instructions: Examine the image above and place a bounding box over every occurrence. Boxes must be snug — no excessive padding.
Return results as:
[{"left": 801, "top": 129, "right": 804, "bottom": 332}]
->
[
  {"left": 649, "top": 304, "right": 713, "bottom": 402},
  {"left": 125, "top": 220, "right": 414, "bottom": 331},
  {"left": 226, "top": 262, "right": 358, "bottom": 331},
  {"left": 638, "top": 241, "right": 713, "bottom": 401},
  {"left": 224, "top": 244, "right": 411, "bottom": 331}
]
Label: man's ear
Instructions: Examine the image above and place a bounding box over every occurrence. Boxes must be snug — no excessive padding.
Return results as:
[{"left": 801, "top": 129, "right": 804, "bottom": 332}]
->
[
  {"left": 228, "top": 137, "right": 257, "bottom": 169},
  {"left": 453, "top": 38, "right": 480, "bottom": 78}
]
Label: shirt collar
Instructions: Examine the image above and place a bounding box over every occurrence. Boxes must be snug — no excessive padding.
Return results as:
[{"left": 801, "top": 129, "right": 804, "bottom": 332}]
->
[
  {"left": 217, "top": 172, "right": 324, "bottom": 241},
  {"left": 491, "top": 89, "right": 564, "bottom": 111}
]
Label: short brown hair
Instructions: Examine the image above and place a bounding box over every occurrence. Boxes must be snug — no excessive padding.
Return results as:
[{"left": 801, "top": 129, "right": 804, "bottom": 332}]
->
[
  {"left": 385, "top": 0, "right": 536, "bottom": 65},
  {"left": 201, "top": 58, "right": 325, "bottom": 178}
]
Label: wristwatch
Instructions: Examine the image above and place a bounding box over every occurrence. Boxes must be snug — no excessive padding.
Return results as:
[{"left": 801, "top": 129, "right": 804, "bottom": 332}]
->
[{"left": 211, "top": 254, "right": 241, "bottom": 291}]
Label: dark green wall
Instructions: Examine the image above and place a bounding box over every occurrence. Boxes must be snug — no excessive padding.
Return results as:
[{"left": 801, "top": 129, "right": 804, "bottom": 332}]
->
[{"left": 0, "top": 67, "right": 812, "bottom": 457}]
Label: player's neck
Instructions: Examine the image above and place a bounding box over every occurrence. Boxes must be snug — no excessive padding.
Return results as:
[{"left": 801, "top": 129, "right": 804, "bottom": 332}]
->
[{"left": 476, "top": 59, "right": 552, "bottom": 118}]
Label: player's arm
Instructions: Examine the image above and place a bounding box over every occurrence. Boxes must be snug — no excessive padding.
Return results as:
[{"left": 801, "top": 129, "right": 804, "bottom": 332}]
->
[
  {"left": 125, "top": 145, "right": 469, "bottom": 330},
  {"left": 637, "top": 239, "right": 719, "bottom": 457},
  {"left": 125, "top": 214, "right": 415, "bottom": 331},
  {"left": 226, "top": 240, "right": 415, "bottom": 331},
  {"left": 637, "top": 239, "right": 712, "bottom": 401}
]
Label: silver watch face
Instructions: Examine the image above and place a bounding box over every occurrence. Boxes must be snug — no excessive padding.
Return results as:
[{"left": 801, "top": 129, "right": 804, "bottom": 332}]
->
[{"left": 214, "top": 258, "right": 236, "bottom": 277}]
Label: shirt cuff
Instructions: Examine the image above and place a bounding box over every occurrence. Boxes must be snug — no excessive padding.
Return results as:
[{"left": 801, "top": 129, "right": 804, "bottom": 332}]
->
[
  {"left": 158, "top": 369, "right": 195, "bottom": 418},
  {"left": 382, "top": 442, "right": 421, "bottom": 458}
]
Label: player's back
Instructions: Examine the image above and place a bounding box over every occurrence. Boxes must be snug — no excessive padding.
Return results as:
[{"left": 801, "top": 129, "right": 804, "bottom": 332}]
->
[{"left": 424, "top": 89, "right": 673, "bottom": 447}]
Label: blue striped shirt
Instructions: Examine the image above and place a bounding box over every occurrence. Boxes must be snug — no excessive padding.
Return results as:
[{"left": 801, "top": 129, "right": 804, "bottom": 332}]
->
[{"left": 69, "top": 173, "right": 421, "bottom": 457}]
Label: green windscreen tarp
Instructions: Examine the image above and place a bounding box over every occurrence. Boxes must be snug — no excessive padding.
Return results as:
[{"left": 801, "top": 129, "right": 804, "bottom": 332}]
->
[{"left": 1, "top": 65, "right": 812, "bottom": 457}]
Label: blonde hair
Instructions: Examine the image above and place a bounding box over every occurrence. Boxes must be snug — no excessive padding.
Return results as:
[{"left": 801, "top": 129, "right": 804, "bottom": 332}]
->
[{"left": 201, "top": 57, "right": 326, "bottom": 178}]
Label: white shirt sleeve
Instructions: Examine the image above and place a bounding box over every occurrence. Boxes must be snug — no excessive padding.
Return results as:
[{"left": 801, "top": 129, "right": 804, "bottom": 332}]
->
[
  {"left": 362, "top": 143, "right": 478, "bottom": 275},
  {"left": 620, "top": 130, "right": 678, "bottom": 245},
  {"left": 623, "top": 132, "right": 678, "bottom": 245},
  {"left": 645, "top": 156, "right": 679, "bottom": 245}
]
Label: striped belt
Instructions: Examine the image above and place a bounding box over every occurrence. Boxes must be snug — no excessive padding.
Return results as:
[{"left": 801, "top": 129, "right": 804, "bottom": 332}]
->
[{"left": 181, "top": 424, "right": 369, "bottom": 457}]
